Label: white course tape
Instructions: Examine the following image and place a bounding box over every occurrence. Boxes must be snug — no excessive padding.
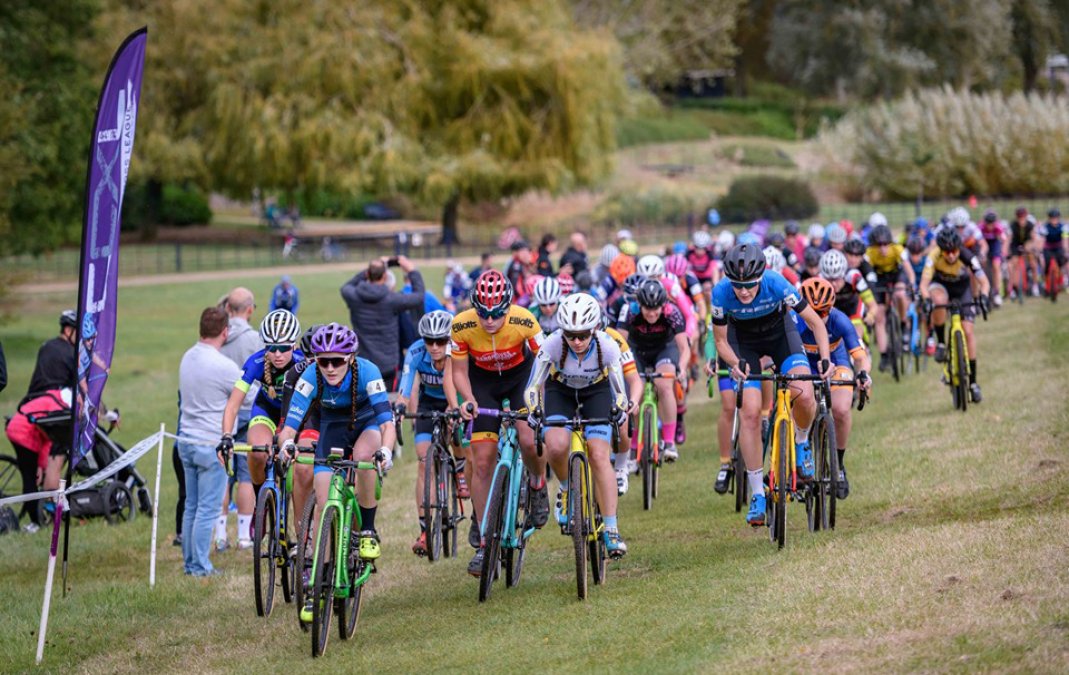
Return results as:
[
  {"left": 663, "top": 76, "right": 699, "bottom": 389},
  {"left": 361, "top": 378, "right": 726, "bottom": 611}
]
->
[
  {"left": 0, "top": 490, "right": 64, "bottom": 508},
  {"left": 66, "top": 431, "right": 163, "bottom": 493}
]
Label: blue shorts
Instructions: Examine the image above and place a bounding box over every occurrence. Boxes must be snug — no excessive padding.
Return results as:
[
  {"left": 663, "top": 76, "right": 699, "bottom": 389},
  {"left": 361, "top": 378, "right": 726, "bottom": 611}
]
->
[
  {"left": 249, "top": 400, "right": 282, "bottom": 433},
  {"left": 231, "top": 453, "right": 251, "bottom": 483},
  {"left": 315, "top": 408, "right": 380, "bottom": 475}
]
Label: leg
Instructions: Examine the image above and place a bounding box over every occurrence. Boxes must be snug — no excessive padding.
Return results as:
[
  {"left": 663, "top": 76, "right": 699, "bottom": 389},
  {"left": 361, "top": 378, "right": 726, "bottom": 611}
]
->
[
  {"left": 178, "top": 445, "right": 200, "bottom": 574},
  {"left": 13, "top": 444, "right": 41, "bottom": 526},
  {"left": 587, "top": 437, "right": 617, "bottom": 521},
  {"left": 654, "top": 366, "right": 677, "bottom": 453},
  {"left": 193, "top": 447, "right": 228, "bottom": 575},
  {"left": 874, "top": 298, "right": 888, "bottom": 354},
  {"left": 469, "top": 440, "right": 497, "bottom": 528},
  {"left": 172, "top": 444, "right": 186, "bottom": 537}
]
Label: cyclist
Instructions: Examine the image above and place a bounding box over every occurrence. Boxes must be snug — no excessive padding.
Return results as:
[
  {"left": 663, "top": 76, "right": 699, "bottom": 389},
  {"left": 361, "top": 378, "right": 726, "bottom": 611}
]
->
[
  {"left": 866, "top": 224, "right": 916, "bottom": 372},
  {"left": 219, "top": 309, "right": 303, "bottom": 549},
  {"left": 1009, "top": 207, "right": 1040, "bottom": 298},
  {"left": 557, "top": 272, "right": 576, "bottom": 297},
  {"left": 278, "top": 323, "right": 323, "bottom": 539},
  {"left": 597, "top": 254, "right": 636, "bottom": 309},
  {"left": 979, "top": 210, "right": 1007, "bottom": 307},
  {"left": 905, "top": 237, "right": 928, "bottom": 289},
  {"left": 524, "top": 293, "right": 634, "bottom": 557},
  {"left": 708, "top": 244, "right": 831, "bottom": 526},
  {"left": 800, "top": 246, "right": 823, "bottom": 282},
  {"left": 279, "top": 323, "right": 393, "bottom": 621},
  {"left": 826, "top": 223, "right": 847, "bottom": 252},
  {"left": 1040, "top": 207, "right": 1067, "bottom": 294},
  {"left": 600, "top": 313, "right": 642, "bottom": 494},
  {"left": 687, "top": 230, "right": 718, "bottom": 292},
  {"left": 766, "top": 231, "right": 798, "bottom": 271},
  {"left": 783, "top": 221, "right": 806, "bottom": 268},
  {"left": 451, "top": 270, "right": 547, "bottom": 577},
  {"left": 443, "top": 262, "right": 473, "bottom": 313},
  {"left": 616, "top": 279, "right": 690, "bottom": 462},
  {"left": 795, "top": 278, "right": 872, "bottom": 498},
  {"left": 919, "top": 229, "right": 989, "bottom": 403},
  {"left": 807, "top": 223, "right": 827, "bottom": 252},
  {"left": 607, "top": 273, "right": 644, "bottom": 328},
  {"left": 530, "top": 276, "right": 563, "bottom": 335},
  {"left": 820, "top": 249, "right": 877, "bottom": 343},
  {"left": 764, "top": 245, "right": 798, "bottom": 286},
  {"left": 399, "top": 310, "right": 465, "bottom": 556},
  {"left": 938, "top": 207, "right": 987, "bottom": 260},
  {"left": 591, "top": 244, "right": 620, "bottom": 288}
]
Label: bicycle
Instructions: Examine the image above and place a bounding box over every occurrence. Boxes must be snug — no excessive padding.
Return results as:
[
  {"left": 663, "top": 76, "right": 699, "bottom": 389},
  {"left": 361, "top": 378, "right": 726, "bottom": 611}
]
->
[
  {"left": 636, "top": 369, "right": 672, "bottom": 511},
  {"left": 534, "top": 406, "right": 618, "bottom": 601},
  {"left": 298, "top": 450, "right": 386, "bottom": 658},
  {"left": 1045, "top": 252, "right": 1063, "bottom": 303},
  {"left": 467, "top": 402, "right": 535, "bottom": 602},
  {"left": 928, "top": 299, "right": 987, "bottom": 413},
  {"left": 395, "top": 406, "right": 464, "bottom": 562},
  {"left": 904, "top": 299, "right": 928, "bottom": 375},
  {"left": 877, "top": 288, "right": 906, "bottom": 382},
  {"left": 805, "top": 377, "right": 867, "bottom": 533}
]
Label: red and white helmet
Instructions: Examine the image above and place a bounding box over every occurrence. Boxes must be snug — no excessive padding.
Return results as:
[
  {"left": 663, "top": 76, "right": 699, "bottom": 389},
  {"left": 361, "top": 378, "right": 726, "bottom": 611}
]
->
[{"left": 472, "top": 270, "right": 513, "bottom": 316}]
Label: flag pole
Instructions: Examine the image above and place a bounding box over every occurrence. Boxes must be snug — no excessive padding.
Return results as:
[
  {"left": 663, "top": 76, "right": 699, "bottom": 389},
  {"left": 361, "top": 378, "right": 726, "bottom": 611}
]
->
[{"left": 36, "top": 480, "right": 67, "bottom": 665}]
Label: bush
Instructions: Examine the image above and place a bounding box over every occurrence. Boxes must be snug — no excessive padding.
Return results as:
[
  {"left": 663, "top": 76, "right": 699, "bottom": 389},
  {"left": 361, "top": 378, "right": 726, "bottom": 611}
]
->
[
  {"left": 592, "top": 183, "right": 718, "bottom": 227},
  {"left": 716, "top": 176, "right": 817, "bottom": 223},
  {"left": 160, "top": 184, "right": 212, "bottom": 225}
]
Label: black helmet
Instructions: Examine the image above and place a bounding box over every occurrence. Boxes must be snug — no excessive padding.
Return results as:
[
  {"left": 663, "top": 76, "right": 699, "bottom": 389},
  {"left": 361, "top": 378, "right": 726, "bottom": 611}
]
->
[
  {"left": 843, "top": 237, "right": 866, "bottom": 255},
  {"left": 803, "top": 246, "right": 822, "bottom": 268},
  {"left": 983, "top": 210, "right": 997, "bottom": 223},
  {"left": 636, "top": 278, "right": 668, "bottom": 308},
  {"left": 300, "top": 324, "right": 322, "bottom": 355},
  {"left": 767, "top": 232, "right": 785, "bottom": 248},
  {"left": 722, "top": 243, "right": 766, "bottom": 282},
  {"left": 871, "top": 224, "right": 893, "bottom": 246},
  {"left": 1049, "top": 207, "right": 1061, "bottom": 218},
  {"left": 784, "top": 220, "right": 800, "bottom": 235},
  {"left": 936, "top": 228, "right": 962, "bottom": 252},
  {"left": 906, "top": 236, "right": 926, "bottom": 254},
  {"left": 60, "top": 309, "right": 78, "bottom": 329},
  {"left": 622, "top": 273, "right": 644, "bottom": 297}
]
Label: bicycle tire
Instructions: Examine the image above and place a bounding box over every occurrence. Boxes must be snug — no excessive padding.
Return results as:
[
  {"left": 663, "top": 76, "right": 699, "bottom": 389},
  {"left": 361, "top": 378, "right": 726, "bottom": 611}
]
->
[
  {"left": 772, "top": 419, "right": 789, "bottom": 549},
  {"left": 570, "top": 454, "right": 589, "bottom": 600},
  {"left": 887, "top": 307, "right": 902, "bottom": 382},
  {"left": 337, "top": 557, "right": 364, "bottom": 641},
  {"left": 826, "top": 418, "right": 840, "bottom": 531},
  {"left": 590, "top": 507, "right": 606, "bottom": 586},
  {"left": 294, "top": 496, "right": 316, "bottom": 631},
  {"left": 954, "top": 329, "right": 969, "bottom": 413},
  {"left": 641, "top": 407, "right": 654, "bottom": 511},
  {"left": 441, "top": 456, "right": 458, "bottom": 560},
  {"left": 423, "top": 446, "right": 443, "bottom": 563},
  {"left": 0, "top": 454, "right": 21, "bottom": 500},
  {"left": 478, "top": 467, "right": 508, "bottom": 602},
  {"left": 253, "top": 487, "right": 277, "bottom": 617},
  {"left": 1017, "top": 257, "right": 1027, "bottom": 304},
  {"left": 506, "top": 472, "right": 530, "bottom": 588},
  {"left": 311, "top": 505, "right": 338, "bottom": 658},
  {"left": 1048, "top": 258, "right": 1060, "bottom": 303},
  {"left": 279, "top": 488, "right": 294, "bottom": 605}
]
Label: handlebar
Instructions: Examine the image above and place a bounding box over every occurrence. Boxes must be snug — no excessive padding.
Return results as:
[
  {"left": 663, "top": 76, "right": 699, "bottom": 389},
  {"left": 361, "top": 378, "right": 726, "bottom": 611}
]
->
[
  {"left": 927, "top": 299, "right": 988, "bottom": 321},
  {"left": 392, "top": 404, "right": 462, "bottom": 447},
  {"left": 530, "top": 406, "right": 619, "bottom": 456},
  {"left": 463, "top": 406, "right": 526, "bottom": 442},
  {"left": 294, "top": 454, "right": 386, "bottom": 480}
]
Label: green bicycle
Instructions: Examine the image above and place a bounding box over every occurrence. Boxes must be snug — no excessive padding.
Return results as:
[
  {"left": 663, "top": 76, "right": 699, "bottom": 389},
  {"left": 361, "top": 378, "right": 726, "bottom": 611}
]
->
[{"left": 636, "top": 368, "right": 672, "bottom": 511}]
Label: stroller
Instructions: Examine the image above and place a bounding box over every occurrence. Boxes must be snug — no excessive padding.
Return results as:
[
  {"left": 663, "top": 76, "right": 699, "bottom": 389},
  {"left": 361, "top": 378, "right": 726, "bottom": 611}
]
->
[{"left": 28, "top": 402, "right": 153, "bottom": 524}]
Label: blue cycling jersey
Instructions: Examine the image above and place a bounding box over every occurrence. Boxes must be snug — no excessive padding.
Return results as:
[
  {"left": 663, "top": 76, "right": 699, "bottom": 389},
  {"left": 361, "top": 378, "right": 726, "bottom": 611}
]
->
[
  {"left": 1042, "top": 221, "right": 1065, "bottom": 248},
  {"left": 283, "top": 357, "right": 392, "bottom": 431},
  {"left": 398, "top": 340, "right": 447, "bottom": 400},
  {"left": 793, "top": 308, "right": 861, "bottom": 367},
  {"left": 235, "top": 348, "right": 305, "bottom": 413},
  {"left": 710, "top": 270, "right": 805, "bottom": 329}
]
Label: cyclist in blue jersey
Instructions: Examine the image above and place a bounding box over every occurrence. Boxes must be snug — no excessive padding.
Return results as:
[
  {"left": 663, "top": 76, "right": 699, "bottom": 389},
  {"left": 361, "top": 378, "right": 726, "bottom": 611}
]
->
[
  {"left": 795, "top": 278, "right": 871, "bottom": 499},
  {"left": 219, "top": 309, "right": 303, "bottom": 548},
  {"left": 398, "top": 310, "right": 467, "bottom": 556},
  {"left": 277, "top": 323, "right": 394, "bottom": 569},
  {"left": 529, "top": 276, "right": 562, "bottom": 335},
  {"left": 1040, "top": 208, "right": 1067, "bottom": 287},
  {"left": 707, "top": 244, "right": 831, "bottom": 527}
]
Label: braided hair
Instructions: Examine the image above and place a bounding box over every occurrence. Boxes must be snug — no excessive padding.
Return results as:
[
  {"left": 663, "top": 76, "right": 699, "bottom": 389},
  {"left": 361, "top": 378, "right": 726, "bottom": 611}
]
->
[
  {"left": 558, "top": 332, "right": 604, "bottom": 376},
  {"left": 348, "top": 357, "right": 361, "bottom": 433},
  {"left": 262, "top": 360, "right": 277, "bottom": 400}
]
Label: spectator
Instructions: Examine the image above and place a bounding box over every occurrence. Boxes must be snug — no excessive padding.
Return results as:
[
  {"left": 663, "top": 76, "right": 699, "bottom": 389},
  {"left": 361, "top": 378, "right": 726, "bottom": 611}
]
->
[
  {"left": 21, "top": 310, "right": 78, "bottom": 406},
  {"left": 177, "top": 307, "right": 242, "bottom": 577},
  {"left": 505, "top": 240, "right": 532, "bottom": 290},
  {"left": 5, "top": 388, "right": 71, "bottom": 531},
  {"left": 536, "top": 234, "right": 557, "bottom": 277},
  {"left": 219, "top": 288, "right": 262, "bottom": 364},
  {"left": 559, "top": 232, "right": 589, "bottom": 276},
  {"left": 469, "top": 252, "right": 494, "bottom": 284},
  {"left": 269, "top": 275, "right": 299, "bottom": 314},
  {"left": 340, "top": 255, "right": 425, "bottom": 390},
  {"left": 443, "top": 261, "right": 473, "bottom": 313},
  {"left": 172, "top": 392, "right": 185, "bottom": 546}
]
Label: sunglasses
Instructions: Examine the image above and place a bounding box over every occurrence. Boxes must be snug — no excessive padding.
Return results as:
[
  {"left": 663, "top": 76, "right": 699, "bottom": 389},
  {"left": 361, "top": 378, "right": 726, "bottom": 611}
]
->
[
  {"left": 731, "top": 280, "right": 760, "bottom": 289},
  {"left": 423, "top": 337, "right": 449, "bottom": 346},
  {"left": 316, "top": 356, "right": 349, "bottom": 369},
  {"left": 563, "top": 330, "right": 593, "bottom": 342},
  {"left": 474, "top": 307, "right": 509, "bottom": 320},
  {"left": 265, "top": 344, "right": 292, "bottom": 353}
]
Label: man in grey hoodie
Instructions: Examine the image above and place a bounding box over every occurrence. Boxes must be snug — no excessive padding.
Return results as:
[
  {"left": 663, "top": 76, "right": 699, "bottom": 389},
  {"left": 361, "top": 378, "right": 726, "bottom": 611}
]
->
[{"left": 341, "top": 255, "right": 425, "bottom": 391}]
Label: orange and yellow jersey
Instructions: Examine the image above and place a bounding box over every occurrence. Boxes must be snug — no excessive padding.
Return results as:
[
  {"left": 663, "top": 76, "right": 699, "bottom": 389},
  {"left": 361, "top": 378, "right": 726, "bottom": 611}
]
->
[
  {"left": 604, "top": 327, "right": 637, "bottom": 376},
  {"left": 451, "top": 305, "right": 542, "bottom": 373}
]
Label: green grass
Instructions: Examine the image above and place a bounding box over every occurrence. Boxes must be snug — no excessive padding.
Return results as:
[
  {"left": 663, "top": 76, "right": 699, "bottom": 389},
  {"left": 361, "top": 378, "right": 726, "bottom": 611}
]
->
[
  {"left": 616, "top": 112, "right": 711, "bottom": 148},
  {"left": 718, "top": 143, "right": 797, "bottom": 169},
  {"left": 1, "top": 268, "right": 1068, "bottom": 672}
]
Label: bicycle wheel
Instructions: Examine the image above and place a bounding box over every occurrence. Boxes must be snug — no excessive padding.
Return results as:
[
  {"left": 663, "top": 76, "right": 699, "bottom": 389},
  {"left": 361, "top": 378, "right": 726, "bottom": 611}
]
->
[
  {"left": 569, "top": 454, "right": 589, "bottom": 600},
  {"left": 295, "top": 496, "right": 316, "bottom": 632},
  {"left": 641, "top": 407, "right": 654, "bottom": 511},
  {"left": 826, "top": 419, "right": 840, "bottom": 531},
  {"left": 440, "top": 456, "right": 458, "bottom": 560},
  {"left": 423, "top": 446, "right": 443, "bottom": 563},
  {"left": 771, "top": 419, "right": 789, "bottom": 549},
  {"left": 279, "top": 491, "right": 295, "bottom": 605},
  {"left": 954, "top": 329, "right": 969, "bottom": 413},
  {"left": 253, "top": 487, "right": 277, "bottom": 617},
  {"left": 478, "top": 467, "right": 508, "bottom": 602},
  {"left": 1048, "top": 259, "right": 1060, "bottom": 303},
  {"left": 337, "top": 556, "right": 364, "bottom": 641},
  {"left": 590, "top": 507, "right": 606, "bottom": 586},
  {"left": 505, "top": 471, "right": 530, "bottom": 588},
  {"left": 887, "top": 308, "right": 902, "bottom": 382},
  {"left": 311, "top": 506, "right": 338, "bottom": 658},
  {"left": 0, "top": 454, "right": 21, "bottom": 499}
]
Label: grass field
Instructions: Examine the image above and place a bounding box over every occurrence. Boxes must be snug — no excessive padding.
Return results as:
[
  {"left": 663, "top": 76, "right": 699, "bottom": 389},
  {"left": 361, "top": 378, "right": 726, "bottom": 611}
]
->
[{"left": 1, "top": 266, "right": 1068, "bottom": 673}]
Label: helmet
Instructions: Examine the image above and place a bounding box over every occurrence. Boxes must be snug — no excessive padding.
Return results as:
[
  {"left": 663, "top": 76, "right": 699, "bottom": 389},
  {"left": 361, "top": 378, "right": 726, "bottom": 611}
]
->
[
  {"left": 784, "top": 220, "right": 800, "bottom": 235},
  {"left": 800, "top": 277, "right": 836, "bottom": 315},
  {"left": 1049, "top": 207, "right": 1061, "bottom": 218},
  {"left": 871, "top": 224, "right": 893, "bottom": 246},
  {"left": 672, "top": 241, "right": 687, "bottom": 255},
  {"left": 767, "top": 232, "right": 785, "bottom": 248},
  {"left": 311, "top": 322, "right": 358, "bottom": 355},
  {"left": 983, "top": 210, "right": 997, "bottom": 223},
  {"left": 906, "top": 236, "right": 926, "bottom": 254},
  {"left": 260, "top": 309, "right": 301, "bottom": 345},
  {"left": 664, "top": 254, "right": 688, "bottom": 278},
  {"left": 808, "top": 223, "right": 826, "bottom": 241},
  {"left": 722, "top": 244, "right": 766, "bottom": 282},
  {"left": 717, "top": 230, "right": 736, "bottom": 252},
  {"left": 556, "top": 293, "right": 602, "bottom": 332},
  {"left": 532, "top": 276, "right": 561, "bottom": 306},
  {"left": 762, "top": 246, "right": 786, "bottom": 272},
  {"left": 81, "top": 313, "right": 97, "bottom": 340},
  {"left": 618, "top": 239, "right": 638, "bottom": 256},
  {"left": 692, "top": 230, "right": 713, "bottom": 249},
  {"left": 1015, "top": 206, "right": 1028, "bottom": 217},
  {"left": 472, "top": 270, "right": 513, "bottom": 315},
  {"left": 636, "top": 278, "right": 668, "bottom": 307},
  {"left": 599, "top": 244, "right": 620, "bottom": 268},
  {"left": 524, "top": 274, "right": 544, "bottom": 298},
  {"left": 913, "top": 217, "right": 929, "bottom": 231},
  {"left": 637, "top": 255, "right": 665, "bottom": 279},
  {"left": 868, "top": 212, "right": 888, "bottom": 228},
  {"left": 575, "top": 270, "right": 593, "bottom": 291},
  {"left": 819, "top": 249, "right": 849, "bottom": 280},
  {"left": 622, "top": 273, "right": 644, "bottom": 297},
  {"left": 947, "top": 206, "right": 970, "bottom": 228},
  {"left": 300, "top": 324, "right": 323, "bottom": 354},
  {"left": 557, "top": 272, "right": 575, "bottom": 295},
  {"left": 803, "top": 246, "right": 822, "bottom": 268},
  {"left": 616, "top": 228, "right": 633, "bottom": 241},
  {"left": 60, "top": 309, "right": 78, "bottom": 329},
  {"left": 843, "top": 236, "right": 866, "bottom": 255},
  {"left": 737, "top": 231, "right": 761, "bottom": 247},
  {"left": 609, "top": 254, "right": 636, "bottom": 284},
  {"left": 936, "top": 228, "right": 962, "bottom": 252},
  {"left": 418, "top": 310, "right": 453, "bottom": 340},
  {"left": 826, "top": 223, "right": 846, "bottom": 244}
]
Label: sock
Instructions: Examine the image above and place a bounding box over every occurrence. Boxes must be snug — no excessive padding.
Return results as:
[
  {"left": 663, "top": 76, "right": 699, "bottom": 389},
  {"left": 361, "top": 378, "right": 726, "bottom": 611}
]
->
[
  {"left": 418, "top": 517, "right": 426, "bottom": 532},
  {"left": 662, "top": 422, "right": 677, "bottom": 444},
  {"left": 934, "top": 323, "right": 946, "bottom": 344},
  {"left": 529, "top": 474, "right": 545, "bottom": 489},
  {"left": 614, "top": 452, "right": 629, "bottom": 472},
  {"left": 795, "top": 425, "right": 809, "bottom": 444},
  {"left": 237, "top": 514, "right": 252, "bottom": 541},
  {"left": 215, "top": 516, "right": 227, "bottom": 541},
  {"left": 747, "top": 469, "right": 764, "bottom": 499},
  {"left": 969, "top": 359, "right": 977, "bottom": 384},
  {"left": 359, "top": 506, "right": 377, "bottom": 533},
  {"left": 603, "top": 515, "right": 618, "bottom": 530},
  {"left": 837, "top": 448, "right": 846, "bottom": 467}
]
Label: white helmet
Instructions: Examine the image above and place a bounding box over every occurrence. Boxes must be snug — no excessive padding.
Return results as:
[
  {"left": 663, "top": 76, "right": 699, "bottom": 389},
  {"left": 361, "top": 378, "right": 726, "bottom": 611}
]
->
[
  {"left": 532, "top": 276, "right": 561, "bottom": 306},
  {"left": 418, "top": 310, "right": 453, "bottom": 340},
  {"left": 808, "top": 223, "right": 826, "bottom": 240},
  {"left": 637, "top": 254, "right": 665, "bottom": 279},
  {"left": 762, "top": 246, "right": 786, "bottom": 272},
  {"left": 599, "top": 244, "right": 620, "bottom": 267},
  {"left": 260, "top": 309, "right": 301, "bottom": 345},
  {"left": 819, "top": 249, "right": 849, "bottom": 280},
  {"left": 557, "top": 293, "right": 602, "bottom": 332},
  {"left": 692, "top": 230, "right": 713, "bottom": 249},
  {"left": 616, "top": 228, "right": 633, "bottom": 241},
  {"left": 717, "top": 230, "right": 735, "bottom": 253},
  {"left": 868, "top": 212, "right": 888, "bottom": 228},
  {"left": 826, "top": 223, "right": 847, "bottom": 244},
  {"left": 947, "top": 206, "right": 970, "bottom": 228}
]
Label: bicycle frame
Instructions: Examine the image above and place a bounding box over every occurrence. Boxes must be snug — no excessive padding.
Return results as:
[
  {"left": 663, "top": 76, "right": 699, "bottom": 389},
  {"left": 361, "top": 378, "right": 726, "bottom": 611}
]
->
[
  {"left": 472, "top": 406, "right": 533, "bottom": 551},
  {"left": 636, "top": 369, "right": 668, "bottom": 465}
]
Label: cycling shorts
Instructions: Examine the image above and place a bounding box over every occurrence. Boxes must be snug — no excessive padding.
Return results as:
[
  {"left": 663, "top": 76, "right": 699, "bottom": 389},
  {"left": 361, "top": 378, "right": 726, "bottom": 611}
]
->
[
  {"left": 929, "top": 283, "right": 976, "bottom": 322},
  {"left": 1044, "top": 247, "right": 1067, "bottom": 269},
  {"left": 873, "top": 270, "right": 906, "bottom": 303},
  {"left": 634, "top": 342, "right": 680, "bottom": 372},
  {"left": 985, "top": 239, "right": 1003, "bottom": 262},
  {"left": 414, "top": 396, "right": 448, "bottom": 444},
  {"left": 249, "top": 401, "right": 279, "bottom": 434},
  {"left": 315, "top": 407, "right": 381, "bottom": 475},
  {"left": 727, "top": 321, "right": 808, "bottom": 390},
  {"left": 469, "top": 360, "right": 533, "bottom": 443},
  {"left": 715, "top": 357, "right": 733, "bottom": 393},
  {"left": 543, "top": 379, "right": 613, "bottom": 442}
]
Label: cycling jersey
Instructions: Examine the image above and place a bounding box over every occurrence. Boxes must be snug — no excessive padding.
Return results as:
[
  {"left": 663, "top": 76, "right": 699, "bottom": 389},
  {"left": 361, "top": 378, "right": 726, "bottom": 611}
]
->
[
  {"left": 450, "top": 305, "right": 543, "bottom": 373},
  {"left": 1010, "top": 221, "right": 1035, "bottom": 251},
  {"left": 283, "top": 357, "right": 392, "bottom": 432},
  {"left": 398, "top": 340, "right": 448, "bottom": 400},
  {"left": 529, "top": 304, "right": 560, "bottom": 335},
  {"left": 907, "top": 255, "right": 926, "bottom": 288},
  {"left": 686, "top": 246, "right": 716, "bottom": 281},
  {"left": 616, "top": 301, "right": 685, "bottom": 355},
  {"left": 866, "top": 244, "right": 907, "bottom": 275},
  {"left": 661, "top": 274, "right": 697, "bottom": 336},
  {"left": 604, "top": 326, "right": 637, "bottom": 375},
  {"left": 1040, "top": 221, "right": 1066, "bottom": 249},
  {"left": 710, "top": 269, "right": 806, "bottom": 332},
  {"left": 235, "top": 348, "right": 305, "bottom": 417},
  {"left": 833, "top": 269, "right": 875, "bottom": 319},
  {"left": 526, "top": 331, "right": 625, "bottom": 392},
  {"left": 681, "top": 271, "right": 704, "bottom": 303},
  {"left": 793, "top": 308, "right": 864, "bottom": 367},
  {"left": 921, "top": 247, "right": 984, "bottom": 295},
  {"left": 981, "top": 220, "right": 1005, "bottom": 241}
]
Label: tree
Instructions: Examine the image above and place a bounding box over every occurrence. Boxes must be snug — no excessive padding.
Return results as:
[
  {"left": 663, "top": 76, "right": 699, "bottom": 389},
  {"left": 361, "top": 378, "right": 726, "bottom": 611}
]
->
[{"left": 1011, "top": 0, "right": 1058, "bottom": 93}]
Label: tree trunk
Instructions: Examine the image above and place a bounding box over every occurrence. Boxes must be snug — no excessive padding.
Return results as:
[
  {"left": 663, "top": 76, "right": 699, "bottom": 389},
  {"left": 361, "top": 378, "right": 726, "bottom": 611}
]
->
[
  {"left": 440, "top": 192, "right": 461, "bottom": 246},
  {"left": 140, "top": 178, "right": 163, "bottom": 242}
]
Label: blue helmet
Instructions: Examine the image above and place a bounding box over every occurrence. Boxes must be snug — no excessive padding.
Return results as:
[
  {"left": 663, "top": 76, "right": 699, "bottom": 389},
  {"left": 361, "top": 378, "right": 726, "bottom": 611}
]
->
[
  {"left": 672, "top": 241, "right": 687, "bottom": 255},
  {"left": 81, "top": 313, "right": 97, "bottom": 340},
  {"left": 737, "top": 232, "right": 762, "bottom": 247}
]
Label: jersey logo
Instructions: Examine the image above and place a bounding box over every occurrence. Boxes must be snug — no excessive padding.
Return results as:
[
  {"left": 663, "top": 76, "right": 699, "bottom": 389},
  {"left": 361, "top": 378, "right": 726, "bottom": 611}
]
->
[
  {"left": 711, "top": 305, "right": 724, "bottom": 320},
  {"left": 453, "top": 320, "right": 477, "bottom": 332},
  {"left": 508, "top": 316, "right": 534, "bottom": 329},
  {"left": 367, "top": 379, "right": 386, "bottom": 396},
  {"left": 295, "top": 379, "right": 314, "bottom": 398},
  {"left": 784, "top": 292, "right": 801, "bottom": 307}
]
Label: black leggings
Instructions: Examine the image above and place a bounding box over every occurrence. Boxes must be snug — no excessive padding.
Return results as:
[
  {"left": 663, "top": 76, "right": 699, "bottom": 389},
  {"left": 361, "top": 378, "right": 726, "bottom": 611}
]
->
[
  {"left": 12, "top": 443, "right": 43, "bottom": 526},
  {"left": 173, "top": 444, "right": 186, "bottom": 535}
]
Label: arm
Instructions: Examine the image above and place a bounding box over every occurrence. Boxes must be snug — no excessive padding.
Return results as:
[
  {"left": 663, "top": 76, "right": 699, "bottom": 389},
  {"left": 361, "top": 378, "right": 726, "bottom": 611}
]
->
[
  {"left": 292, "top": 288, "right": 299, "bottom": 315},
  {"left": 221, "top": 386, "right": 246, "bottom": 437},
  {"left": 674, "top": 332, "right": 690, "bottom": 379},
  {"left": 713, "top": 323, "right": 743, "bottom": 374},
  {"left": 523, "top": 346, "right": 555, "bottom": 411},
  {"left": 442, "top": 359, "right": 459, "bottom": 410},
  {"left": 391, "top": 265, "right": 426, "bottom": 312},
  {"left": 339, "top": 271, "right": 368, "bottom": 304},
  {"left": 452, "top": 355, "right": 476, "bottom": 419},
  {"left": 799, "top": 305, "right": 831, "bottom": 365}
]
